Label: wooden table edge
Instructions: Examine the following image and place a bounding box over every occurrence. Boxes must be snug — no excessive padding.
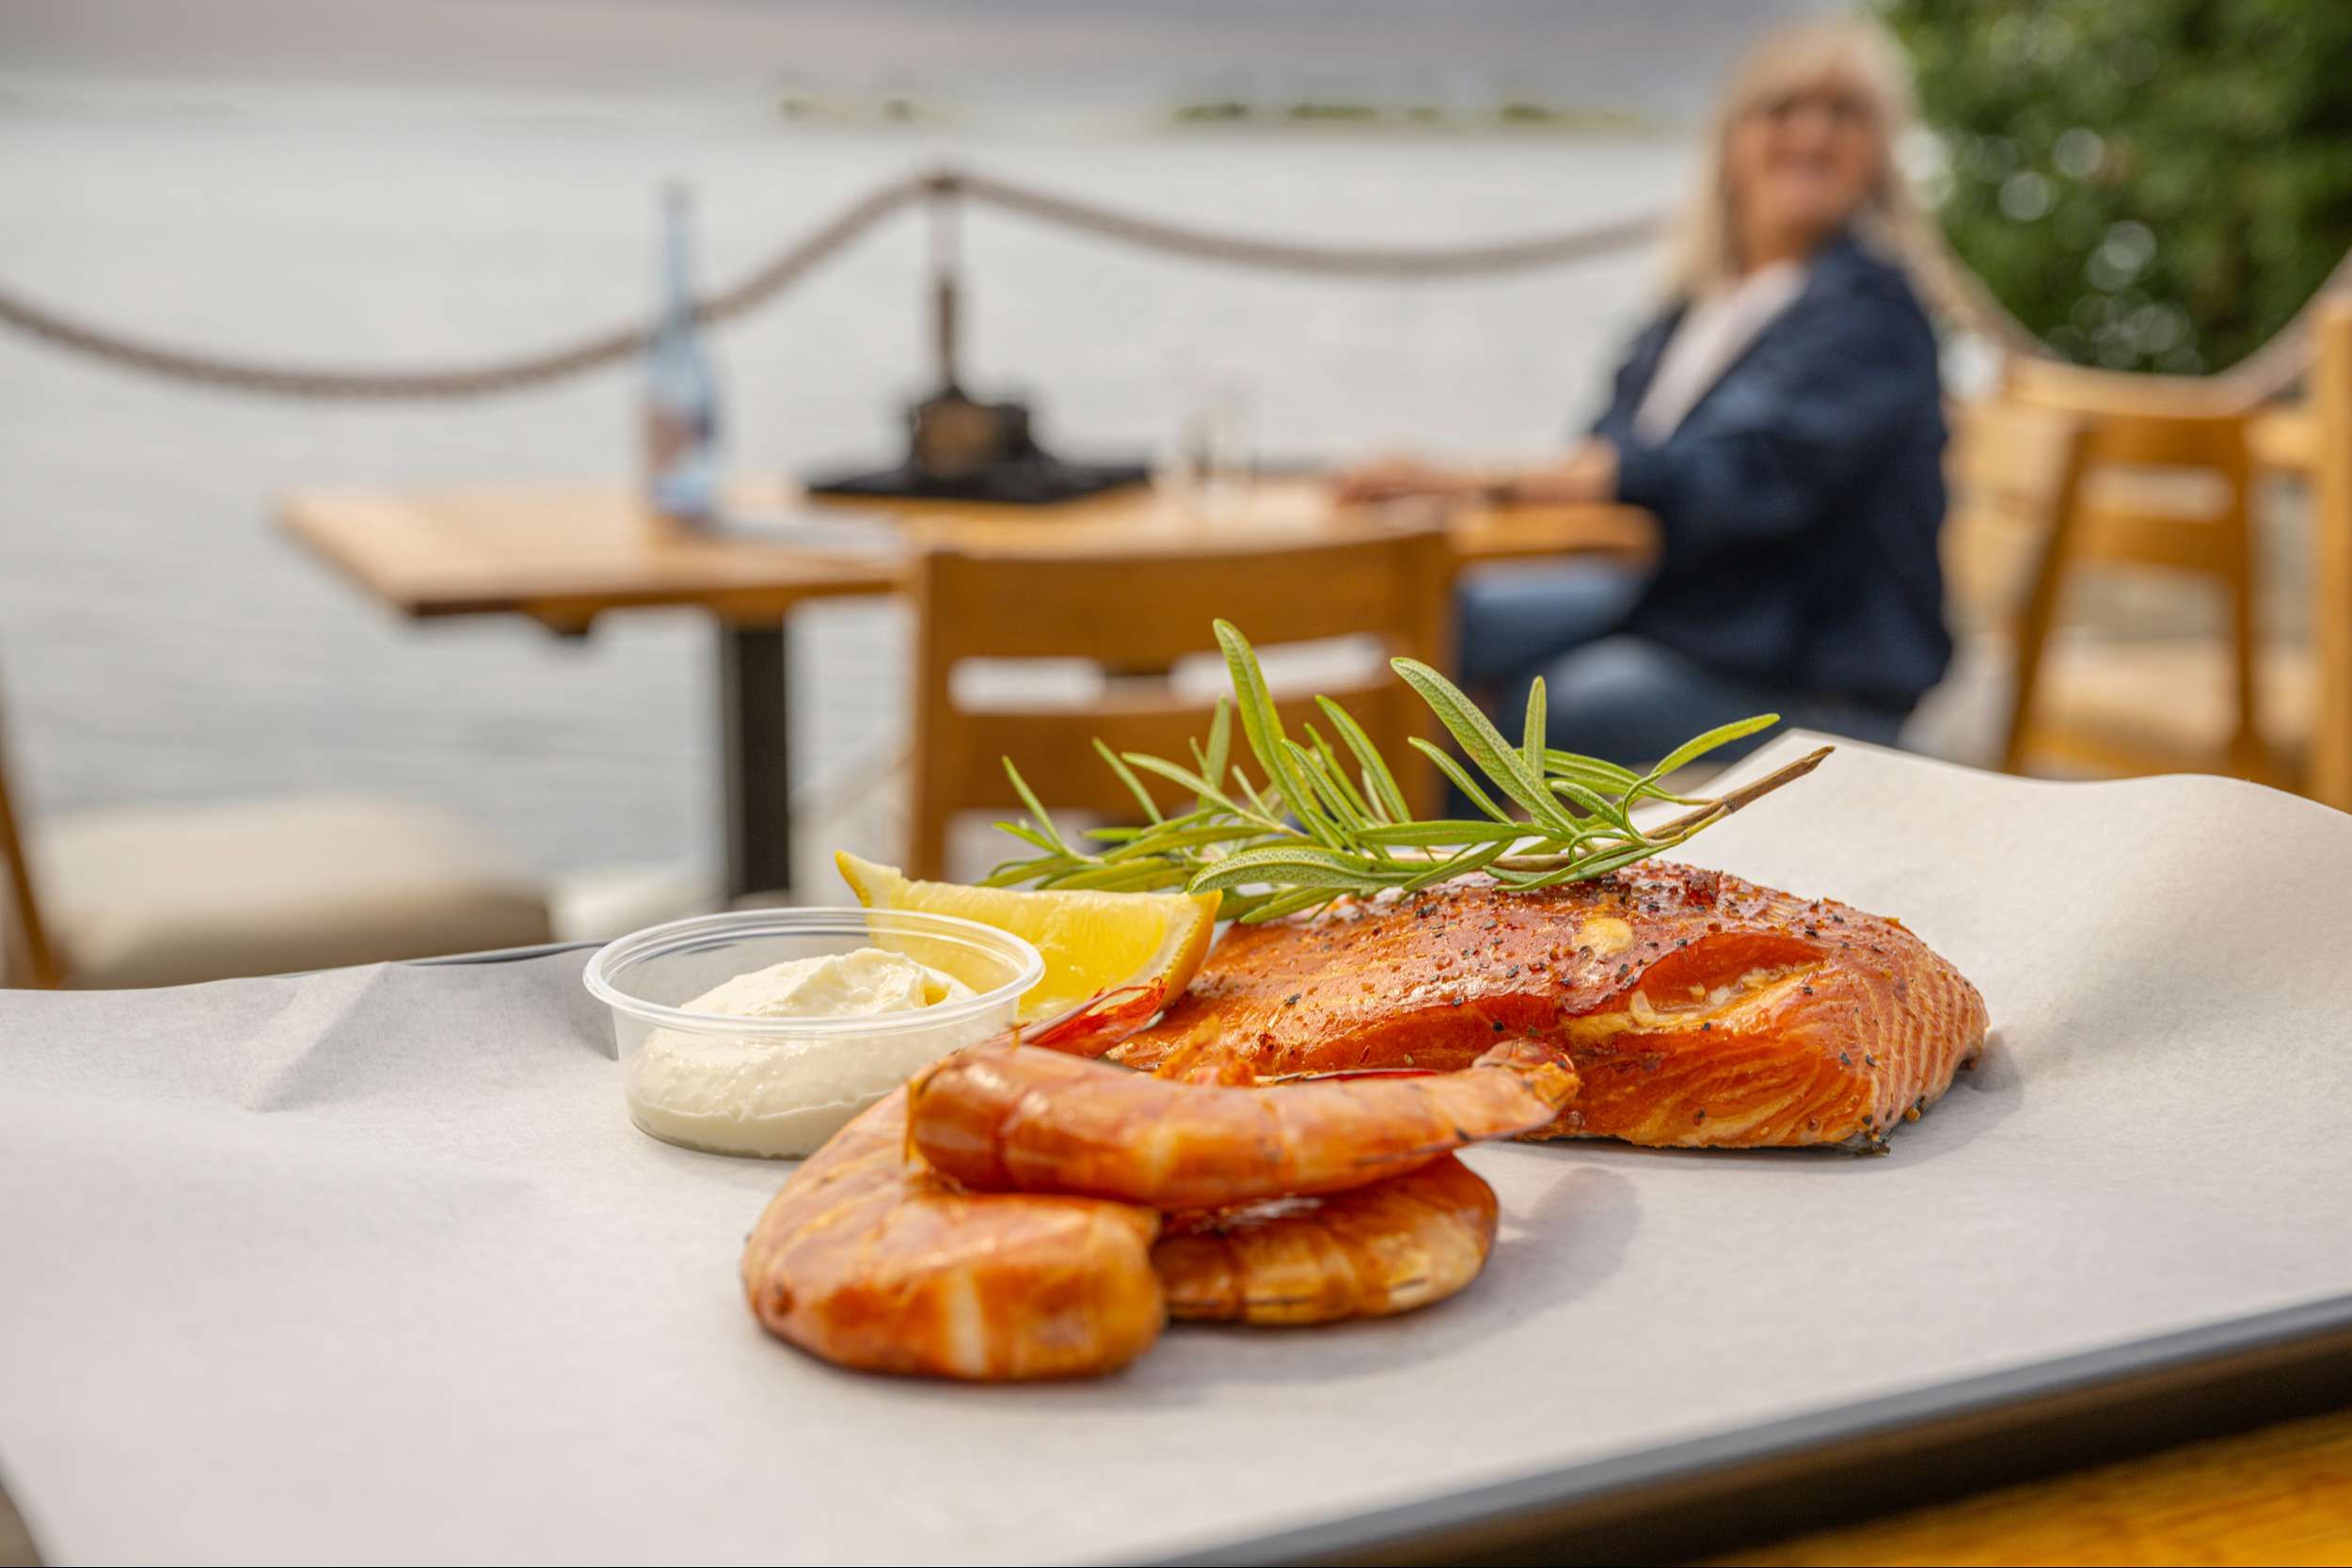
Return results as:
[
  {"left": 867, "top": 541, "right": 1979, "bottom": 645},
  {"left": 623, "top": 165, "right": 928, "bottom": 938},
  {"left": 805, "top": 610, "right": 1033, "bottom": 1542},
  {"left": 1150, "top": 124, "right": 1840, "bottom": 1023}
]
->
[
  {"left": 277, "top": 490, "right": 901, "bottom": 628},
  {"left": 278, "top": 482, "right": 1661, "bottom": 628}
]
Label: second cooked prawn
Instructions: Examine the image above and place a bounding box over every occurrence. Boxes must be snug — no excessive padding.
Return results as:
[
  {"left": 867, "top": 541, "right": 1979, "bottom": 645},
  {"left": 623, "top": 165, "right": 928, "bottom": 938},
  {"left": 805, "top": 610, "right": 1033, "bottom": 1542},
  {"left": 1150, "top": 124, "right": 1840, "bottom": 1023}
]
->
[
  {"left": 1152, "top": 1153, "right": 1500, "bottom": 1324},
  {"left": 906, "top": 1037, "right": 1577, "bottom": 1210}
]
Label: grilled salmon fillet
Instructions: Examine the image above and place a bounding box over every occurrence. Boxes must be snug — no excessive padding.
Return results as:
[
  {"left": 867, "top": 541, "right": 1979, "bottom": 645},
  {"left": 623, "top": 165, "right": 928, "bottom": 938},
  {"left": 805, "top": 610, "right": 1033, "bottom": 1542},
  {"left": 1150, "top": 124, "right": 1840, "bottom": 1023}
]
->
[{"left": 1110, "top": 863, "right": 1987, "bottom": 1150}]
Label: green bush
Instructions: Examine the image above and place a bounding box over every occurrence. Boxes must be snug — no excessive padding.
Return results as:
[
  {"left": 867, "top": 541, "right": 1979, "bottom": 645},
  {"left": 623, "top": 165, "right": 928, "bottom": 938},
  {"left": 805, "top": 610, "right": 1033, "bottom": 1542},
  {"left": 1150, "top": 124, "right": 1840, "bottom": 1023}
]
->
[{"left": 1879, "top": 0, "right": 2352, "bottom": 373}]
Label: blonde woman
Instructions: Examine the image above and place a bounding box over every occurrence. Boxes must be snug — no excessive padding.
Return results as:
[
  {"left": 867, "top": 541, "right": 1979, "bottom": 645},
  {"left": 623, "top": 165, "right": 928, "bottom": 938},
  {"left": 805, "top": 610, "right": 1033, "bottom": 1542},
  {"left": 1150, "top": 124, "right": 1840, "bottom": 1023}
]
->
[{"left": 1341, "top": 16, "right": 1949, "bottom": 763}]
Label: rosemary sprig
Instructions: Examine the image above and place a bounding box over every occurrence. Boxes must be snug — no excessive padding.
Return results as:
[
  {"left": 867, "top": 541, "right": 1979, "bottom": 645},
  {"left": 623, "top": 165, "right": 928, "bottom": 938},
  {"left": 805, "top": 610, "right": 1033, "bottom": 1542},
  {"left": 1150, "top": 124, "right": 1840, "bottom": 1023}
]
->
[{"left": 982, "top": 620, "right": 1830, "bottom": 922}]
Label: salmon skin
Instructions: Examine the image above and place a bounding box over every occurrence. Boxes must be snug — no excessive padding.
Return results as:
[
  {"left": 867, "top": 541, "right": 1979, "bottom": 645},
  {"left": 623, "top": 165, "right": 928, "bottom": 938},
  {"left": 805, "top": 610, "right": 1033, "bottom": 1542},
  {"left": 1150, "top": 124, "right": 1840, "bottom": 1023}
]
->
[{"left": 1110, "top": 863, "right": 1988, "bottom": 1151}]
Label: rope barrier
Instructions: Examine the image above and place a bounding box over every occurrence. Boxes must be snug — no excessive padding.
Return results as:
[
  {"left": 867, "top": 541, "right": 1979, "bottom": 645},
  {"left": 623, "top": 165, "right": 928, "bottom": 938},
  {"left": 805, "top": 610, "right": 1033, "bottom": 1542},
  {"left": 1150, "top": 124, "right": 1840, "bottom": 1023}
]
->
[
  {"left": 0, "top": 163, "right": 2339, "bottom": 405},
  {"left": 0, "top": 166, "right": 1673, "bottom": 402},
  {"left": 955, "top": 167, "right": 1669, "bottom": 278},
  {"left": 0, "top": 175, "right": 930, "bottom": 400}
]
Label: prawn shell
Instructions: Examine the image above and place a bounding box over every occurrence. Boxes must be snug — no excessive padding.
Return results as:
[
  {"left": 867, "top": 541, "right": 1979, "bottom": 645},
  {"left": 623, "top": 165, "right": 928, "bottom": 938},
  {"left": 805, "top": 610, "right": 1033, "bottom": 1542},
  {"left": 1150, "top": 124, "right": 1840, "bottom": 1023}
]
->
[
  {"left": 906, "top": 1037, "right": 1577, "bottom": 1211},
  {"left": 741, "top": 1088, "right": 1165, "bottom": 1381},
  {"left": 1152, "top": 1154, "right": 1500, "bottom": 1325}
]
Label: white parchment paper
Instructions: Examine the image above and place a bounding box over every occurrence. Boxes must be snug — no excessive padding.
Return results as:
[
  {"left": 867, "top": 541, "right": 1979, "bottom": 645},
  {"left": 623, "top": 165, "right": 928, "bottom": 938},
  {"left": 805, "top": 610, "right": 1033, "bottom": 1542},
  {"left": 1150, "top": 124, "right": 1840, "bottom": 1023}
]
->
[{"left": 5, "top": 736, "right": 2351, "bottom": 1566}]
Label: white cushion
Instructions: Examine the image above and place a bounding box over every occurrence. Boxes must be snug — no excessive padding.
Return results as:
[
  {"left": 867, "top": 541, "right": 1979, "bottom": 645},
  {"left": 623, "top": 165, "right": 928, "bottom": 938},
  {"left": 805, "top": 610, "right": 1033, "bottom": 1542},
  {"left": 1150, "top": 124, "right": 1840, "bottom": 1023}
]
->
[{"left": 21, "top": 794, "right": 551, "bottom": 989}]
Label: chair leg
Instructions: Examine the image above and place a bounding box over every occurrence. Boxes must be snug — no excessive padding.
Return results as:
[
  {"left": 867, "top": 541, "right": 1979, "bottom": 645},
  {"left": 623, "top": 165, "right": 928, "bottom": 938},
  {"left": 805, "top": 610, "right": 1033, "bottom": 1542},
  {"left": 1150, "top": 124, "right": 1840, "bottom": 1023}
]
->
[
  {"left": 2001, "top": 528, "right": 2071, "bottom": 775},
  {"left": 2224, "top": 588, "right": 2270, "bottom": 784},
  {"left": 2313, "top": 309, "right": 2352, "bottom": 808},
  {"left": 906, "top": 813, "right": 948, "bottom": 883},
  {"left": 0, "top": 728, "right": 64, "bottom": 988},
  {"left": 905, "top": 733, "right": 952, "bottom": 882},
  {"left": 1996, "top": 426, "right": 2090, "bottom": 778},
  {"left": 2221, "top": 468, "right": 2277, "bottom": 786}
]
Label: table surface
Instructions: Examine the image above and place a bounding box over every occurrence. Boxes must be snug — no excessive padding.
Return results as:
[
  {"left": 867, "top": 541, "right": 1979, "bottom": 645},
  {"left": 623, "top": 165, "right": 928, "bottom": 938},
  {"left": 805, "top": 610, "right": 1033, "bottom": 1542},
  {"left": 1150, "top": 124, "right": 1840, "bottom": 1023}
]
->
[
  {"left": 266, "top": 467, "right": 2352, "bottom": 1565},
  {"left": 278, "top": 475, "right": 1659, "bottom": 629}
]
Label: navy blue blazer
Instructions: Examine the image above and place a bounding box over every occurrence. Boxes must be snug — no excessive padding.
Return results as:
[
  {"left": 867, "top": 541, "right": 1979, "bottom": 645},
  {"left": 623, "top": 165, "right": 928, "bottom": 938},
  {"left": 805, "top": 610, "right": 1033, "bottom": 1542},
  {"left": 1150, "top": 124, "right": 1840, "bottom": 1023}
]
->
[{"left": 1591, "top": 233, "right": 1952, "bottom": 709}]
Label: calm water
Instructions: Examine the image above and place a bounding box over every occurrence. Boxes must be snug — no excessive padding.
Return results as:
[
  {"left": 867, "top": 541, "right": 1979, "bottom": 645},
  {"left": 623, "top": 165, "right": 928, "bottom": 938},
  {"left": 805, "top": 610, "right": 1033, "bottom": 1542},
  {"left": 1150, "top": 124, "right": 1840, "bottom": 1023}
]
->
[{"left": 0, "top": 92, "right": 1689, "bottom": 876}]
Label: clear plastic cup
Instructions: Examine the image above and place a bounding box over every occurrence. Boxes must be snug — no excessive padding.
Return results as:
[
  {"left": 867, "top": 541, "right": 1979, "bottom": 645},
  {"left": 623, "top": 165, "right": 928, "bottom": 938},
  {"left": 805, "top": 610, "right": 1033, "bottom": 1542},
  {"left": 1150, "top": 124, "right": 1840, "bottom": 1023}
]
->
[{"left": 583, "top": 908, "right": 1043, "bottom": 1159}]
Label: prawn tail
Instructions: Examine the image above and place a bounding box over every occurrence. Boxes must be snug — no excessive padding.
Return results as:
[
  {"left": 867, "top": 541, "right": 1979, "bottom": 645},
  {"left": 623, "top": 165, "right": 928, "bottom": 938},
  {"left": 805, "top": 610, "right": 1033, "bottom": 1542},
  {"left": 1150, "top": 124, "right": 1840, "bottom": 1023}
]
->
[{"left": 1014, "top": 983, "right": 1169, "bottom": 1059}]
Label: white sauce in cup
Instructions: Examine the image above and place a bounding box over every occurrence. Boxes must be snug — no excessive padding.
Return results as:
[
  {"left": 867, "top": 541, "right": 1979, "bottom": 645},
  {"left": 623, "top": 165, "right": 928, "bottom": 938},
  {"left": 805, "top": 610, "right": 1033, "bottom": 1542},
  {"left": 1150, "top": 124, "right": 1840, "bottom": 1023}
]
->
[{"left": 622, "top": 948, "right": 980, "bottom": 1158}]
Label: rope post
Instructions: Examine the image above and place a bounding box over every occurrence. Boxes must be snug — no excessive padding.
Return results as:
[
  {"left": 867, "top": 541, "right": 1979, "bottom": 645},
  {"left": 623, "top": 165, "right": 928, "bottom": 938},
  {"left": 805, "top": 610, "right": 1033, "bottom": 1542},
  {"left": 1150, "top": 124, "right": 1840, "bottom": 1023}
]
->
[{"left": 925, "top": 168, "right": 963, "bottom": 391}]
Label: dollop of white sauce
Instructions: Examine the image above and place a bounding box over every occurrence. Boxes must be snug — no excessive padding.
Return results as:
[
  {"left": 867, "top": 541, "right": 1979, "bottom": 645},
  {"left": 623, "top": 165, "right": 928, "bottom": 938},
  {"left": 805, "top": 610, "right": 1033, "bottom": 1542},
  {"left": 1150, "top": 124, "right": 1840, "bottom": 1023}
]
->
[
  {"left": 686, "top": 947, "right": 969, "bottom": 1021},
  {"left": 624, "top": 948, "right": 981, "bottom": 1159}
]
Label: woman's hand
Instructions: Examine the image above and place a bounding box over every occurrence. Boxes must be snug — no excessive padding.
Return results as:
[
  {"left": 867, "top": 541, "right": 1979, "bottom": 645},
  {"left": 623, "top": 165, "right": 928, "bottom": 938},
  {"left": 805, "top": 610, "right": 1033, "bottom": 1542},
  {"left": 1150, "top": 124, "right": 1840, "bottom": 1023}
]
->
[
  {"left": 1503, "top": 440, "right": 1620, "bottom": 505},
  {"left": 1331, "top": 441, "right": 1619, "bottom": 508},
  {"left": 1330, "top": 454, "right": 1489, "bottom": 505}
]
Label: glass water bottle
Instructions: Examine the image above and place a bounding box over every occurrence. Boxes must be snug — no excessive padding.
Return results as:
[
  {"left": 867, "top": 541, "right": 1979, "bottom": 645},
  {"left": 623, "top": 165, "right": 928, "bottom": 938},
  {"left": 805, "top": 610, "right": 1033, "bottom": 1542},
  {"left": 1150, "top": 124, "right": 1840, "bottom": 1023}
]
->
[{"left": 644, "top": 182, "right": 722, "bottom": 526}]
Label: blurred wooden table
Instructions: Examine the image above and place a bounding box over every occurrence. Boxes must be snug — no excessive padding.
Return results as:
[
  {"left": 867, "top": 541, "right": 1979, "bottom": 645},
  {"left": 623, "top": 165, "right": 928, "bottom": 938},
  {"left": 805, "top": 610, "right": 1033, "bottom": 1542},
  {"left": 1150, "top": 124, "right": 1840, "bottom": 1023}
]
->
[
  {"left": 279, "top": 476, "right": 1655, "bottom": 896},
  {"left": 1714, "top": 1404, "right": 2352, "bottom": 1566}
]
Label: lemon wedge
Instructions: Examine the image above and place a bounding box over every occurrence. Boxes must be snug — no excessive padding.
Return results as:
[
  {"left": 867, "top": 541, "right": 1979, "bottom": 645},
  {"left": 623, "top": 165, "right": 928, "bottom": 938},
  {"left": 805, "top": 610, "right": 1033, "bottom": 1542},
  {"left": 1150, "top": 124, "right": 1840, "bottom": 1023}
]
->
[{"left": 835, "top": 851, "right": 1219, "bottom": 1024}]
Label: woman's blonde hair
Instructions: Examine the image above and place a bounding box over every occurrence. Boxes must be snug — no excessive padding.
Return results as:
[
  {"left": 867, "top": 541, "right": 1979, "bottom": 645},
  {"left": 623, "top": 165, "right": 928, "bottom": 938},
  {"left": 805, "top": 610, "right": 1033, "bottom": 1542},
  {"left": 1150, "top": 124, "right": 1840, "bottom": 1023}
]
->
[{"left": 1664, "top": 14, "right": 1933, "bottom": 299}]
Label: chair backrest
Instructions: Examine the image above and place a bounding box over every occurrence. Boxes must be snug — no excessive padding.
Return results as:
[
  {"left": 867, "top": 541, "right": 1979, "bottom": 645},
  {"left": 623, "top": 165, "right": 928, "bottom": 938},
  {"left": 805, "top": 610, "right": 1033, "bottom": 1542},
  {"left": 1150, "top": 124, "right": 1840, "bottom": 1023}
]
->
[
  {"left": 0, "top": 668, "right": 63, "bottom": 988},
  {"left": 905, "top": 524, "right": 1454, "bottom": 880},
  {"left": 2005, "top": 357, "right": 2254, "bottom": 575},
  {"left": 1942, "top": 397, "right": 2092, "bottom": 634},
  {"left": 1998, "top": 357, "right": 2268, "bottom": 780},
  {"left": 2312, "top": 300, "right": 2352, "bottom": 808}
]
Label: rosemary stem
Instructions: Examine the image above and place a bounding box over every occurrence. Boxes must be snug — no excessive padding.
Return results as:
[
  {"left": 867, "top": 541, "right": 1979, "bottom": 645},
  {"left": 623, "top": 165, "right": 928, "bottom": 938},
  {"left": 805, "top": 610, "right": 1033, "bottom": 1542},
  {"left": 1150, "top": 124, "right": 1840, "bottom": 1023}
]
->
[{"left": 1641, "top": 745, "right": 1834, "bottom": 839}]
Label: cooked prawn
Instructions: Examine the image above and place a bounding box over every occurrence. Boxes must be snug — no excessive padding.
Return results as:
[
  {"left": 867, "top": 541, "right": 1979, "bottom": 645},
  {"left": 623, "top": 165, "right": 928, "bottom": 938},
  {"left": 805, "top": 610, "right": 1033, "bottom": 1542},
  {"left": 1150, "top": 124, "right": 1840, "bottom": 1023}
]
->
[
  {"left": 740, "top": 990, "right": 1171, "bottom": 1381},
  {"left": 1152, "top": 1154, "right": 1499, "bottom": 1324},
  {"left": 739, "top": 1086, "right": 1164, "bottom": 1381},
  {"left": 743, "top": 995, "right": 1568, "bottom": 1378},
  {"left": 905, "top": 1037, "right": 1577, "bottom": 1210}
]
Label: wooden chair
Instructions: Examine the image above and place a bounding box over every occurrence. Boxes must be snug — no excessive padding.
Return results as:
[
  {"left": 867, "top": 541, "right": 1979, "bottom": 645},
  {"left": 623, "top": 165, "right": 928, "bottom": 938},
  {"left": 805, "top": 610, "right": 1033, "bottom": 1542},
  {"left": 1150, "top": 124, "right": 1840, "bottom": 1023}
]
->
[
  {"left": 905, "top": 525, "right": 1454, "bottom": 881},
  {"left": 1996, "top": 359, "right": 2285, "bottom": 784},
  {"left": 2312, "top": 301, "right": 2352, "bottom": 809},
  {"left": 0, "top": 664, "right": 553, "bottom": 990}
]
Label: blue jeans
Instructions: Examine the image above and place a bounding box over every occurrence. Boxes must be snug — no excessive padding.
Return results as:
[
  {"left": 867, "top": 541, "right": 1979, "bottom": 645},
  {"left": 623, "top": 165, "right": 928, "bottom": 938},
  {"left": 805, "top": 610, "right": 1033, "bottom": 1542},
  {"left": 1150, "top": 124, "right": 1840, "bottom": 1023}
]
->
[{"left": 1454, "top": 563, "right": 1909, "bottom": 770}]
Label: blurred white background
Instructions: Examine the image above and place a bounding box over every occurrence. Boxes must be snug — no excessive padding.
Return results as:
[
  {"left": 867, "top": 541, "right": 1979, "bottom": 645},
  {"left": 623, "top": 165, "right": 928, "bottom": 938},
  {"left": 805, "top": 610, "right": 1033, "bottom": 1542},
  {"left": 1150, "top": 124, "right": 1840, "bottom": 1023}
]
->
[{"left": 0, "top": 0, "right": 1813, "bottom": 879}]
